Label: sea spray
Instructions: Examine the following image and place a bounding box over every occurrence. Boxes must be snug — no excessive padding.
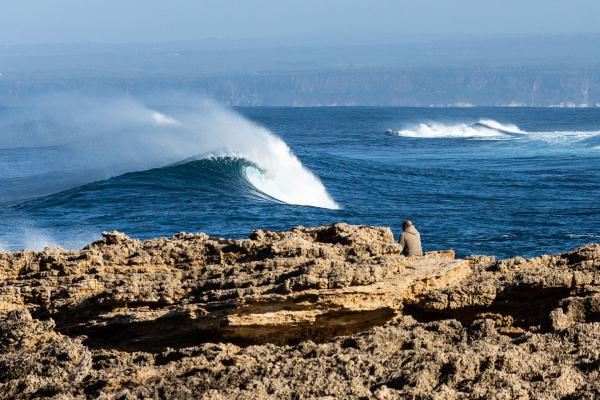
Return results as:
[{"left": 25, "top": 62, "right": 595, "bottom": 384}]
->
[
  {"left": 0, "top": 95, "right": 339, "bottom": 209},
  {"left": 21, "top": 229, "right": 58, "bottom": 251},
  {"left": 385, "top": 120, "right": 600, "bottom": 147}
]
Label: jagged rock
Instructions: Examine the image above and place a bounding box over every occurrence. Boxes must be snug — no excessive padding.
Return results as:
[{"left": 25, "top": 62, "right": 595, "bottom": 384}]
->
[
  {"left": 0, "top": 223, "right": 467, "bottom": 348},
  {"left": 0, "top": 309, "right": 91, "bottom": 397},
  {"left": 406, "top": 243, "right": 600, "bottom": 335},
  {"left": 0, "top": 223, "right": 599, "bottom": 399}
]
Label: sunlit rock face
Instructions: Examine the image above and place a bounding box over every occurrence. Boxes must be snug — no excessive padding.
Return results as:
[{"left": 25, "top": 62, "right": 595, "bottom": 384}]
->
[{"left": 1, "top": 224, "right": 599, "bottom": 399}]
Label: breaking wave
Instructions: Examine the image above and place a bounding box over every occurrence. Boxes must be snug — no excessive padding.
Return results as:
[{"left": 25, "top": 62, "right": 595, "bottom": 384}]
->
[
  {"left": 385, "top": 119, "right": 526, "bottom": 139},
  {"left": 385, "top": 119, "right": 600, "bottom": 147},
  {"left": 121, "top": 157, "right": 292, "bottom": 204},
  {"left": 0, "top": 95, "right": 339, "bottom": 209}
]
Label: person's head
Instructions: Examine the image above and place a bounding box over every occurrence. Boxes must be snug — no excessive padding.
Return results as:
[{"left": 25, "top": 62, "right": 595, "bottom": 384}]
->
[{"left": 402, "top": 219, "right": 413, "bottom": 231}]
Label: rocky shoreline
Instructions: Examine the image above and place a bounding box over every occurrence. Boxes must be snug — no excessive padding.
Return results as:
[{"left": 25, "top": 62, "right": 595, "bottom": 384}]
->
[{"left": 1, "top": 223, "right": 599, "bottom": 399}]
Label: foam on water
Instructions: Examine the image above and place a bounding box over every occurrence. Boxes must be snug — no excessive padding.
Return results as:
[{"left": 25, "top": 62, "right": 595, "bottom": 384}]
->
[
  {"left": 527, "top": 130, "right": 600, "bottom": 145},
  {"left": 566, "top": 233, "right": 600, "bottom": 239}
]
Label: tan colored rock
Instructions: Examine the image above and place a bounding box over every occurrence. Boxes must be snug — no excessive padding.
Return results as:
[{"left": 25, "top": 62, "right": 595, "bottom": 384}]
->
[
  {"left": 0, "top": 224, "right": 599, "bottom": 399},
  {"left": 0, "top": 224, "right": 468, "bottom": 349}
]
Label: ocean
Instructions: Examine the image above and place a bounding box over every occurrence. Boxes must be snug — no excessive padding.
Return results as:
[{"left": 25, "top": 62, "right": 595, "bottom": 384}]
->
[{"left": 1, "top": 99, "right": 599, "bottom": 258}]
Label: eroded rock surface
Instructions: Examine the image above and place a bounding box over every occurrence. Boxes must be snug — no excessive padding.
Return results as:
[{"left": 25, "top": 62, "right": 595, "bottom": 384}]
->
[{"left": 0, "top": 223, "right": 599, "bottom": 399}]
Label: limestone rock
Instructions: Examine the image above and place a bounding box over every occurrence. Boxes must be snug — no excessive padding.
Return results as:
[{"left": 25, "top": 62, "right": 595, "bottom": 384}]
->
[{"left": 0, "top": 223, "right": 599, "bottom": 399}]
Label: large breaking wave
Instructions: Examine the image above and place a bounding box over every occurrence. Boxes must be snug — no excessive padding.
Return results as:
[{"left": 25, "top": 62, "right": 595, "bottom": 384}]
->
[{"left": 0, "top": 95, "right": 339, "bottom": 209}]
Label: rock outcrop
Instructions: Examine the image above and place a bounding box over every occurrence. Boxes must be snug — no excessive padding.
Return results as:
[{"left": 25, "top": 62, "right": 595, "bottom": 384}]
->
[{"left": 0, "top": 223, "right": 599, "bottom": 399}]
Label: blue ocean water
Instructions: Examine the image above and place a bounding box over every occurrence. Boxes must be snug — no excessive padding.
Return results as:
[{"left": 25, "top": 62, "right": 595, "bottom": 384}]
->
[{"left": 1, "top": 102, "right": 599, "bottom": 258}]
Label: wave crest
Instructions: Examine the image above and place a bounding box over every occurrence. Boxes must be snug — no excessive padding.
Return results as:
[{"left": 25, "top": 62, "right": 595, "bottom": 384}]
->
[
  {"left": 386, "top": 119, "right": 526, "bottom": 139},
  {"left": 385, "top": 119, "right": 600, "bottom": 147}
]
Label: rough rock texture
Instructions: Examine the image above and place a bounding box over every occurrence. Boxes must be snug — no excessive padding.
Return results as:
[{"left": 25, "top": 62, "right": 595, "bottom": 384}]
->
[{"left": 0, "top": 223, "right": 599, "bottom": 399}]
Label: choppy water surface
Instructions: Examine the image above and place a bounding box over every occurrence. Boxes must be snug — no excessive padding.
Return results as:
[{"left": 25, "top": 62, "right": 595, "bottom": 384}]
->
[{"left": 1, "top": 102, "right": 599, "bottom": 258}]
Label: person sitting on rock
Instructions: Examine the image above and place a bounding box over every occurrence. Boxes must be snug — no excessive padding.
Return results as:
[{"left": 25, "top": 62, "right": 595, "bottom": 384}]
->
[{"left": 398, "top": 219, "right": 423, "bottom": 256}]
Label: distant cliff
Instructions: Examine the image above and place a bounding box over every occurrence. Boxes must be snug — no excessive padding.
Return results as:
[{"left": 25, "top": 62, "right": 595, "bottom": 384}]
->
[
  {"left": 144, "top": 65, "right": 600, "bottom": 107},
  {"left": 2, "top": 65, "right": 599, "bottom": 107},
  {"left": 1, "top": 35, "right": 600, "bottom": 106}
]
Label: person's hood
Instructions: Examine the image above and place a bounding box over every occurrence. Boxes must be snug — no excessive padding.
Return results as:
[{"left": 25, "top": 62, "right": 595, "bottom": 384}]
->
[{"left": 404, "top": 225, "right": 419, "bottom": 235}]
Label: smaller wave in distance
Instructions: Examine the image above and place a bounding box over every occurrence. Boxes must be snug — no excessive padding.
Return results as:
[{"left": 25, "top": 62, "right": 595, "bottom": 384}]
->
[{"left": 385, "top": 119, "right": 526, "bottom": 139}]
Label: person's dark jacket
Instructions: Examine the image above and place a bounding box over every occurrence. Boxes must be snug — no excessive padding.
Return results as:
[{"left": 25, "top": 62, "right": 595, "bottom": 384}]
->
[{"left": 398, "top": 225, "right": 423, "bottom": 256}]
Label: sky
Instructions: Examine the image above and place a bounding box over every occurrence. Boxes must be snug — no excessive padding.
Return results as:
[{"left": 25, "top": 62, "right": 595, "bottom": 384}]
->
[{"left": 0, "top": 0, "right": 599, "bottom": 46}]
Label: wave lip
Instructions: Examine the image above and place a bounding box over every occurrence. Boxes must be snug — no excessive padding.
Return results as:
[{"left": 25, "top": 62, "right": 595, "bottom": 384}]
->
[
  {"left": 240, "top": 135, "right": 340, "bottom": 209},
  {"left": 179, "top": 149, "right": 340, "bottom": 210},
  {"left": 386, "top": 119, "right": 526, "bottom": 139}
]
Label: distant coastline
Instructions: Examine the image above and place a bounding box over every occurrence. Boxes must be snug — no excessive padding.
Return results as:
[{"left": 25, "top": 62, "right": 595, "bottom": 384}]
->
[{"left": 2, "top": 34, "right": 600, "bottom": 107}]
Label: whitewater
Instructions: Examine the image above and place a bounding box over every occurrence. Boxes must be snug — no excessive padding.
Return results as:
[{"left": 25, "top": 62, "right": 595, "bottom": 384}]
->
[
  {"left": 386, "top": 119, "right": 526, "bottom": 139},
  {"left": 384, "top": 118, "right": 600, "bottom": 146}
]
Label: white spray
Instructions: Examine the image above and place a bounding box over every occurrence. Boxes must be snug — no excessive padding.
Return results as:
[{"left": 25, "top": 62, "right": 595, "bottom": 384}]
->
[
  {"left": 386, "top": 119, "right": 600, "bottom": 145},
  {"left": 387, "top": 119, "right": 526, "bottom": 139},
  {"left": 0, "top": 95, "right": 339, "bottom": 209}
]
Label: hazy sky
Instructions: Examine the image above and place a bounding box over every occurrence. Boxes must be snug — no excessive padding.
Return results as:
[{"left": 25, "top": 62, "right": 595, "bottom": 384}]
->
[{"left": 1, "top": 0, "right": 599, "bottom": 45}]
